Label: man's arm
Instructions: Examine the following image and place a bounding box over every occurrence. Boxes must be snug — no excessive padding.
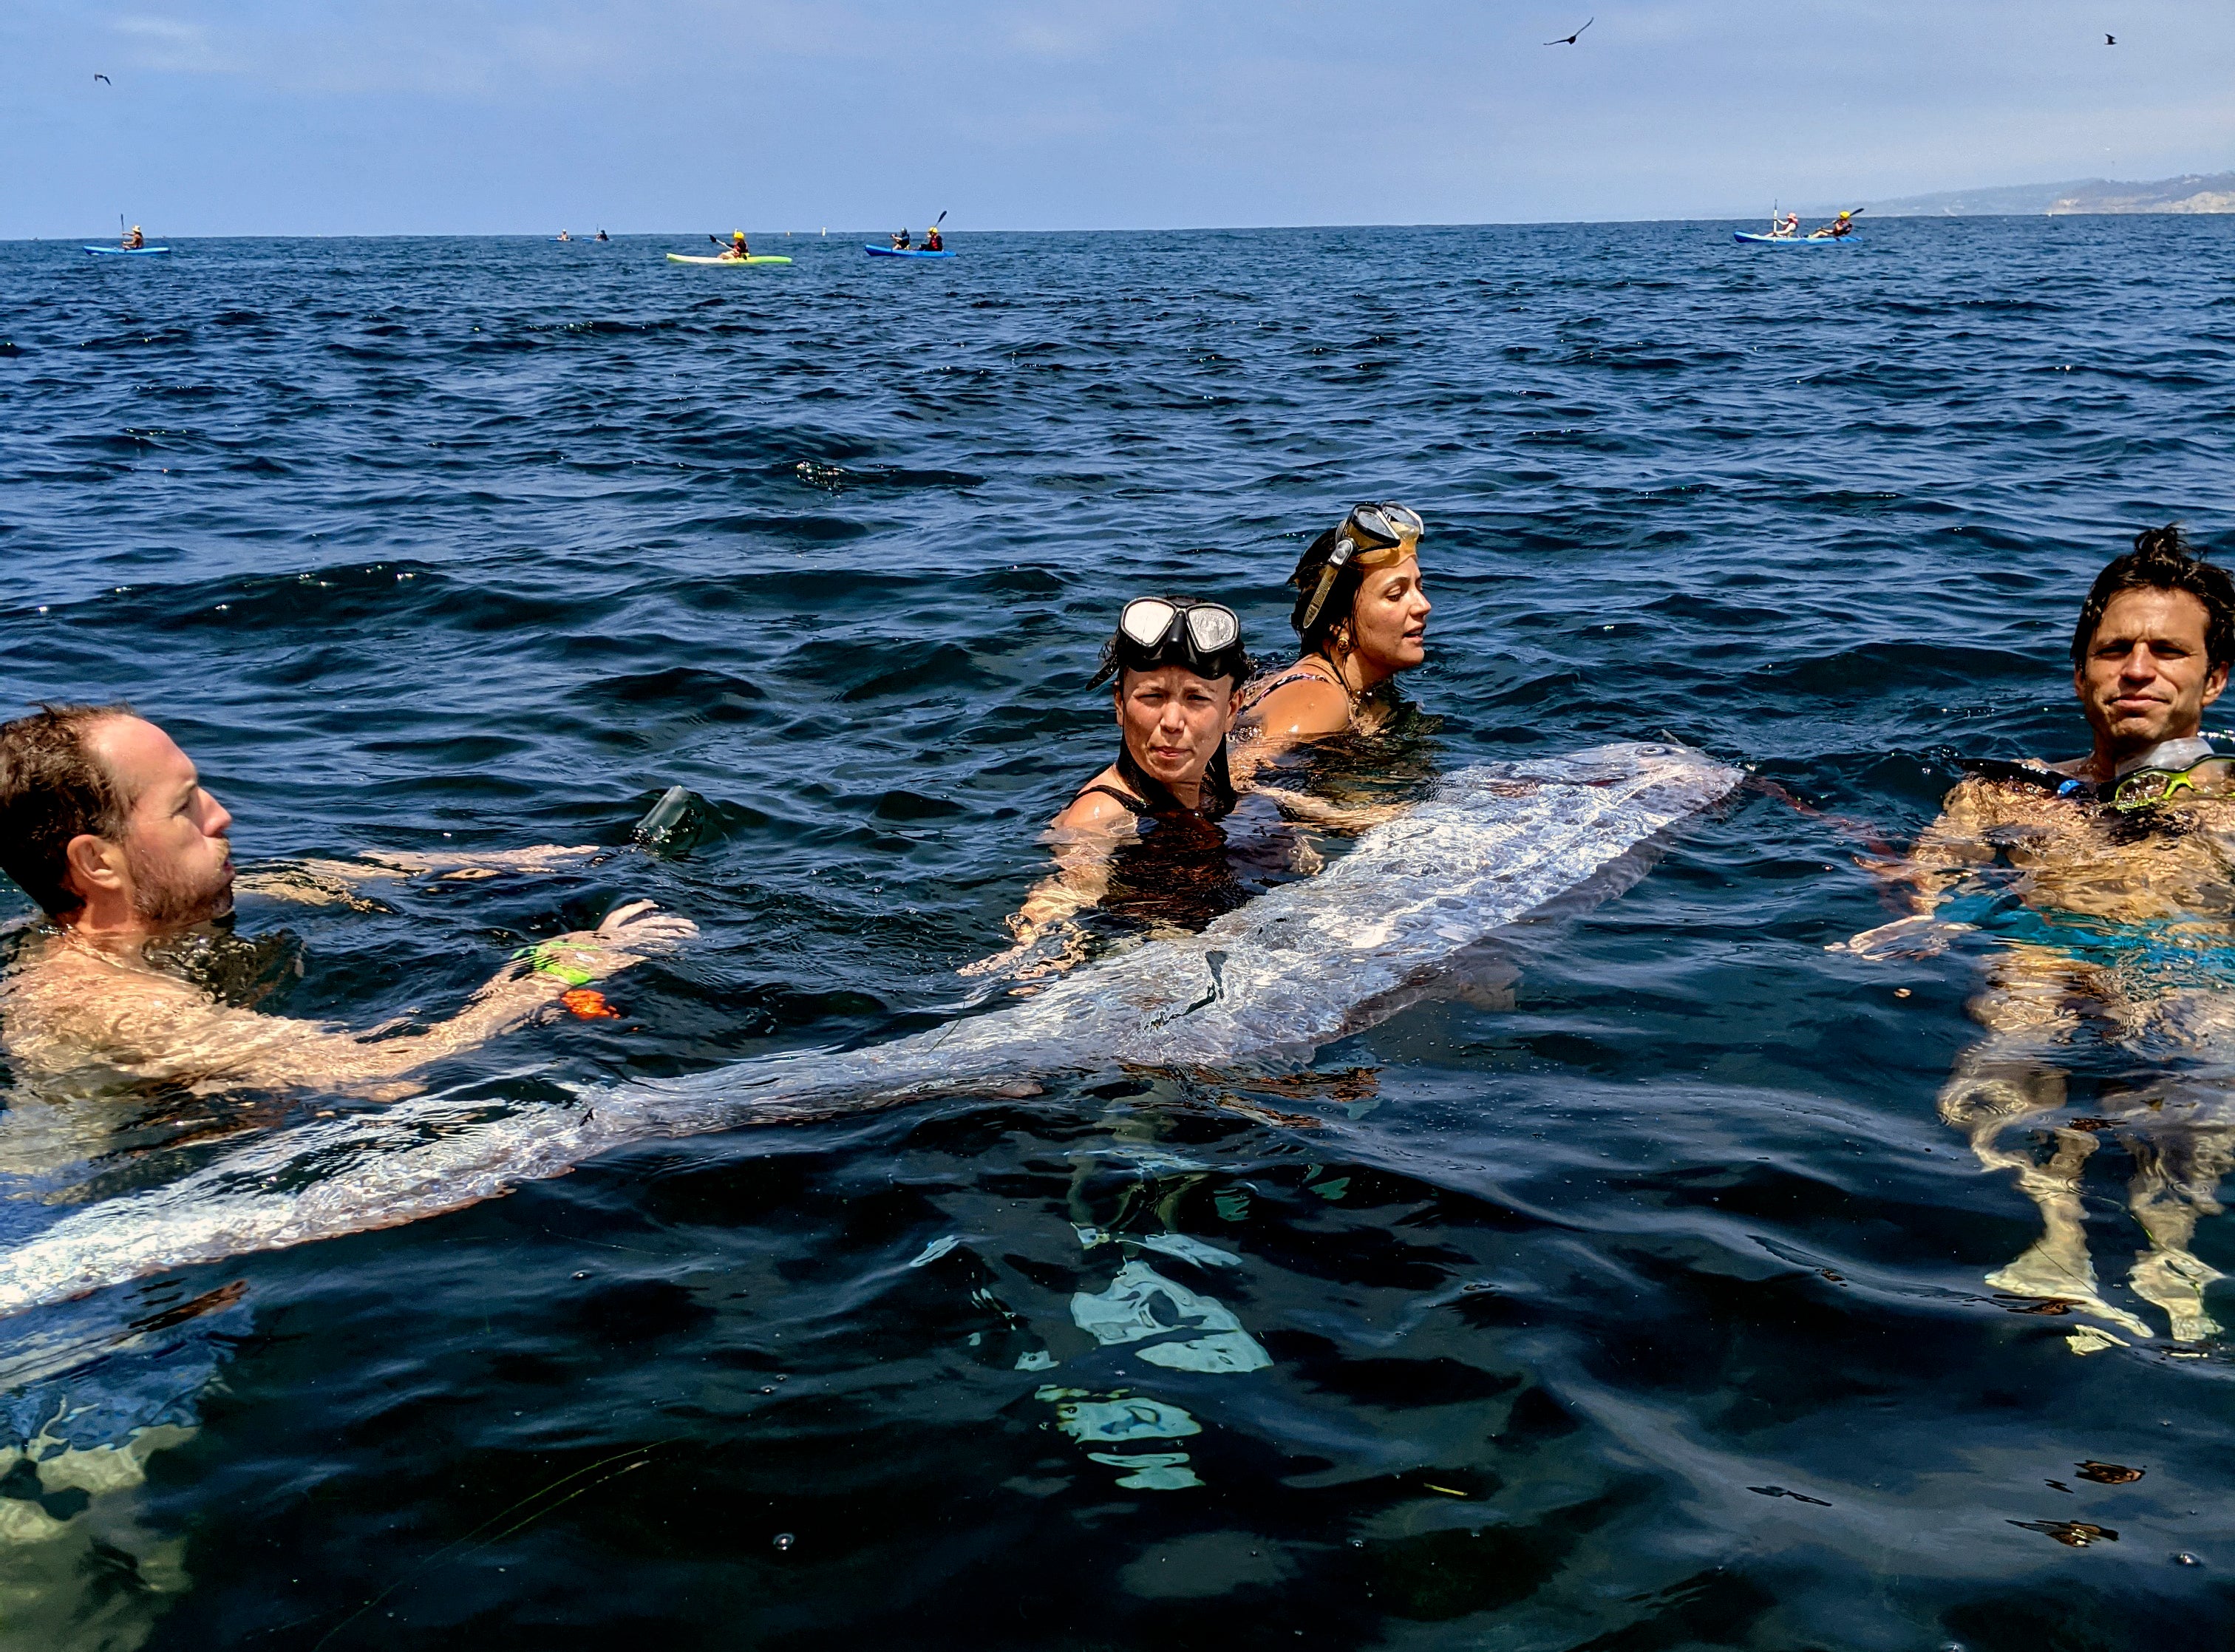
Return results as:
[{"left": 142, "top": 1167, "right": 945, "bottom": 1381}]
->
[
  {"left": 62, "top": 900, "right": 693, "bottom": 1092},
  {"left": 1837, "top": 779, "right": 2001, "bottom": 958},
  {"left": 237, "top": 846, "right": 603, "bottom": 906}
]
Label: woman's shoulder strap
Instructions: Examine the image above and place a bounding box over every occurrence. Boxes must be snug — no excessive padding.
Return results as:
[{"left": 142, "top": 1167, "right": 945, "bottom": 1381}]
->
[
  {"left": 1242, "top": 660, "right": 1347, "bottom": 710},
  {"left": 1075, "top": 782, "right": 1149, "bottom": 815}
]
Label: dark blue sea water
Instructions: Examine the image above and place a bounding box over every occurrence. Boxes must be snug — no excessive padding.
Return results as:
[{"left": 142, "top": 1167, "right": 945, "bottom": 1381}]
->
[{"left": 3, "top": 218, "right": 2235, "bottom": 1651}]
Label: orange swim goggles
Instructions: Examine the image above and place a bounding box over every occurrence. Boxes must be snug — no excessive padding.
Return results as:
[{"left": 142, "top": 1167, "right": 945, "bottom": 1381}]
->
[{"left": 1295, "top": 503, "right": 1423, "bottom": 634}]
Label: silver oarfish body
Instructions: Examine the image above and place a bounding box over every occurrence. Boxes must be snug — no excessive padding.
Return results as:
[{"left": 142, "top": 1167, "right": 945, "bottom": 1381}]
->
[{"left": 0, "top": 742, "right": 1738, "bottom": 1315}]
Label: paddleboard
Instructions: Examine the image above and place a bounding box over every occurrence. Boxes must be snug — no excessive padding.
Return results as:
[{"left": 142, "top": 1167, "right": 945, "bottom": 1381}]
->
[
  {"left": 84, "top": 245, "right": 171, "bottom": 256},
  {"left": 865, "top": 245, "right": 955, "bottom": 259},
  {"left": 667, "top": 253, "right": 792, "bottom": 265},
  {"left": 1732, "top": 232, "right": 1848, "bottom": 246}
]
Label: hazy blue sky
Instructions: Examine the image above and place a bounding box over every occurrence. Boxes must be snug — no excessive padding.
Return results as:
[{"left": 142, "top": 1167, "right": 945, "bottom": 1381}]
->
[{"left": 5, "top": 0, "right": 2231, "bottom": 236}]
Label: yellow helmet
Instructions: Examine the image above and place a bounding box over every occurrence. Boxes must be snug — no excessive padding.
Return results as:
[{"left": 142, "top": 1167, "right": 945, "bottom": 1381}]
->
[
  {"left": 1837, "top": 210, "right": 1851, "bottom": 220},
  {"left": 732, "top": 229, "right": 746, "bottom": 239}
]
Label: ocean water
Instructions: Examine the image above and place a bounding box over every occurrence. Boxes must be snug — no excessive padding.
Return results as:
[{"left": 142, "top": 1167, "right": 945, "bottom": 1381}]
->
[{"left": 1, "top": 217, "right": 2234, "bottom": 1650}]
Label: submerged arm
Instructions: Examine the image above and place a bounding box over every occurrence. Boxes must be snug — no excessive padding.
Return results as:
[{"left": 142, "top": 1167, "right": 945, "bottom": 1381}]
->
[
  {"left": 74, "top": 900, "right": 693, "bottom": 1093},
  {"left": 1838, "top": 779, "right": 2001, "bottom": 958},
  {"left": 960, "top": 792, "right": 1134, "bottom": 979}
]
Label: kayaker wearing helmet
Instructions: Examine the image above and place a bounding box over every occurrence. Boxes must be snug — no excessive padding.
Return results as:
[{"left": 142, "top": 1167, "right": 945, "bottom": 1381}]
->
[
  {"left": 1236, "top": 503, "right": 1432, "bottom": 764},
  {"left": 924, "top": 225, "right": 944, "bottom": 251},
  {"left": 891, "top": 228, "right": 913, "bottom": 251},
  {"left": 969, "top": 598, "right": 1316, "bottom": 975},
  {"left": 1809, "top": 210, "right": 1854, "bottom": 240},
  {"left": 720, "top": 230, "right": 751, "bottom": 260}
]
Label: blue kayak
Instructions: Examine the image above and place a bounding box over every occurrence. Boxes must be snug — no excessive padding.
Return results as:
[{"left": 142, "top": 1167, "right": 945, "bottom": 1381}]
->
[
  {"left": 865, "top": 245, "right": 954, "bottom": 259},
  {"left": 1732, "top": 232, "right": 1847, "bottom": 247},
  {"left": 84, "top": 245, "right": 172, "bottom": 256}
]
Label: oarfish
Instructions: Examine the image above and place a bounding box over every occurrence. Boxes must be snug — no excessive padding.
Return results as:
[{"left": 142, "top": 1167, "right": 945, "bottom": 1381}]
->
[{"left": 0, "top": 742, "right": 1738, "bottom": 1315}]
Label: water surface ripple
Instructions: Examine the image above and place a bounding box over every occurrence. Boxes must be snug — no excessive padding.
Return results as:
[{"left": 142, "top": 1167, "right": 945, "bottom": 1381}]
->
[{"left": 2, "top": 220, "right": 2234, "bottom": 1650}]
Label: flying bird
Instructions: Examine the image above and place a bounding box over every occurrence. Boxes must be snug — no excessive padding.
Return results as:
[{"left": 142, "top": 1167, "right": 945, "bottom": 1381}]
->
[
  {"left": 1545, "top": 17, "right": 1593, "bottom": 44},
  {"left": 2104, "top": 33, "right": 2115, "bottom": 44},
  {"left": 93, "top": 72, "right": 111, "bottom": 84}
]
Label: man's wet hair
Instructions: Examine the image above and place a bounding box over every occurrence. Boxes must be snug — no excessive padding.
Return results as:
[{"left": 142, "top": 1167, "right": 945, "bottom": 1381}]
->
[
  {"left": 2071, "top": 524, "right": 2235, "bottom": 673},
  {"left": 0, "top": 703, "right": 139, "bottom": 917}
]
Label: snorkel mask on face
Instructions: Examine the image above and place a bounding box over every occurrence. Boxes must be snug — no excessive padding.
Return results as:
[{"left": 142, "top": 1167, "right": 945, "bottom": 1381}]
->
[
  {"left": 1290, "top": 503, "right": 1424, "bottom": 638},
  {"left": 1089, "top": 597, "right": 1251, "bottom": 689}
]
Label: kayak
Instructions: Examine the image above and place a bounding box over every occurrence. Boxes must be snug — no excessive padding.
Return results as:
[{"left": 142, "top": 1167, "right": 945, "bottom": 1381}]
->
[
  {"left": 84, "top": 245, "right": 171, "bottom": 256},
  {"left": 666, "top": 253, "right": 792, "bottom": 265},
  {"left": 865, "top": 245, "right": 954, "bottom": 259},
  {"left": 1732, "top": 232, "right": 1848, "bottom": 246}
]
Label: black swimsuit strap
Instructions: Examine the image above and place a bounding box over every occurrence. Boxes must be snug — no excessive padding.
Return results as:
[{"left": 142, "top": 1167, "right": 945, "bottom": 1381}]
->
[{"left": 1078, "top": 783, "right": 1149, "bottom": 816}]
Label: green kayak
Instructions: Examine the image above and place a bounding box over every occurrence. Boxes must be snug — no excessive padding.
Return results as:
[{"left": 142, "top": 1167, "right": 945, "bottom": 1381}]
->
[{"left": 667, "top": 253, "right": 792, "bottom": 266}]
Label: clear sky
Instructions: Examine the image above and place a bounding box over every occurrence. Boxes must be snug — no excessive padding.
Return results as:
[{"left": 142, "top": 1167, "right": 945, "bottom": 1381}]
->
[{"left": 4, "top": 0, "right": 2231, "bottom": 237}]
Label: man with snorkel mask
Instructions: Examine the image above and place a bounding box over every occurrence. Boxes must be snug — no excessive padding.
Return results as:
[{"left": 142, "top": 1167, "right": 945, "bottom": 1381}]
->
[
  {"left": 1846, "top": 526, "right": 2235, "bottom": 1346},
  {"left": 968, "top": 597, "right": 1320, "bottom": 978}
]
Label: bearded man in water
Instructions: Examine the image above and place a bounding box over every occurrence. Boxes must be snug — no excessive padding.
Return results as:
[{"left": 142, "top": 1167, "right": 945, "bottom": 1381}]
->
[
  {"left": 0, "top": 704, "right": 692, "bottom": 1098},
  {"left": 1848, "top": 526, "right": 2235, "bottom": 1347}
]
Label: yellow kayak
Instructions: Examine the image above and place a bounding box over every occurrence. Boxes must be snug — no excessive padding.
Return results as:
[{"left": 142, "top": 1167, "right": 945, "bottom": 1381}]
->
[{"left": 667, "top": 253, "right": 792, "bottom": 266}]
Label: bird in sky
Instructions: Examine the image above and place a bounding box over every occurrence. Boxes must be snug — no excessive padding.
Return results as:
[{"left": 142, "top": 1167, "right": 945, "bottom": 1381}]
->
[
  {"left": 93, "top": 72, "right": 111, "bottom": 84},
  {"left": 2104, "top": 33, "right": 2116, "bottom": 44},
  {"left": 1545, "top": 17, "right": 1593, "bottom": 44}
]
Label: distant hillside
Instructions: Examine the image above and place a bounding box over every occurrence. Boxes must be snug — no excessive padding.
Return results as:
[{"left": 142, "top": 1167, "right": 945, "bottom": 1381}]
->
[{"left": 1854, "top": 172, "right": 2235, "bottom": 216}]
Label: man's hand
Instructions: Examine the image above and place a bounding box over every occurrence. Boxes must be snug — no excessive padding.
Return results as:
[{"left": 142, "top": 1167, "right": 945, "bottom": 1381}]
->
[
  {"left": 1834, "top": 914, "right": 1973, "bottom": 961},
  {"left": 526, "top": 900, "right": 698, "bottom": 985}
]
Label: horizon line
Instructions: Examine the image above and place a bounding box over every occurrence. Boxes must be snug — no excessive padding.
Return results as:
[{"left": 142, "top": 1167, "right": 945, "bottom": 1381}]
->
[{"left": 15, "top": 211, "right": 2233, "bottom": 244}]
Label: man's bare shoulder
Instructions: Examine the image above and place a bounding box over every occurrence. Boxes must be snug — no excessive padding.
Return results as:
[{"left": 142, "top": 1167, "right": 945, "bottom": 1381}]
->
[{"left": 1, "top": 934, "right": 298, "bottom": 1081}]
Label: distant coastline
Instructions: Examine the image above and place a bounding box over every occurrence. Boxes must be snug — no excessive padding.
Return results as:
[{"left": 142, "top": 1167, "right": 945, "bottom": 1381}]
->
[{"left": 1842, "top": 171, "right": 2235, "bottom": 217}]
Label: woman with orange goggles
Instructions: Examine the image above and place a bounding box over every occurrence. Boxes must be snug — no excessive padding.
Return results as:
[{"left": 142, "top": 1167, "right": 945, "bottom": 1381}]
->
[{"left": 1238, "top": 502, "right": 1432, "bottom": 763}]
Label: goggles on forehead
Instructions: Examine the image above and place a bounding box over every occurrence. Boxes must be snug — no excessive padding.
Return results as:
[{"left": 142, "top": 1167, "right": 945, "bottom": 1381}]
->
[
  {"left": 1090, "top": 596, "right": 1249, "bottom": 687},
  {"left": 1296, "top": 502, "right": 1424, "bottom": 635}
]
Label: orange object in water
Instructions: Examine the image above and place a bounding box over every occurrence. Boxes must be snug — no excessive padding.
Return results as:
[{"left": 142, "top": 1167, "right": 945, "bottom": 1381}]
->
[{"left": 562, "top": 988, "right": 620, "bottom": 1019}]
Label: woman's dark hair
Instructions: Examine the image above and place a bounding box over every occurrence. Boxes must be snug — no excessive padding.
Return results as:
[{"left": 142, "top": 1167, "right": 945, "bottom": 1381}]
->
[
  {"left": 0, "top": 702, "right": 138, "bottom": 917},
  {"left": 2069, "top": 524, "right": 2235, "bottom": 672}
]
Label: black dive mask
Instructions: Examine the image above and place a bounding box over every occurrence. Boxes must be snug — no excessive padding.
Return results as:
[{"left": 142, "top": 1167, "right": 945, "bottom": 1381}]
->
[{"left": 1089, "top": 597, "right": 1251, "bottom": 688}]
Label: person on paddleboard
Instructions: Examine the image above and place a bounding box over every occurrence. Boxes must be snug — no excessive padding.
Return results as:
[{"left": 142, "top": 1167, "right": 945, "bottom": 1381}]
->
[
  {"left": 0, "top": 706, "right": 693, "bottom": 1100},
  {"left": 1842, "top": 526, "right": 2235, "bottom": 1346},
  {"left": 122, "top": 225, "right": 144, "bottom": 249}
]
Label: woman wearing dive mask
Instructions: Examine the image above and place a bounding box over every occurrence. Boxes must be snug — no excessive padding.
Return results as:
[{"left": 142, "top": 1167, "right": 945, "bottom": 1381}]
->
[
  {"left": 967, "top": 598, "right": 1315, "bottom": 976},
  {"left": 1238, "top": 503, "right": 1431, "bottom": 762}
]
